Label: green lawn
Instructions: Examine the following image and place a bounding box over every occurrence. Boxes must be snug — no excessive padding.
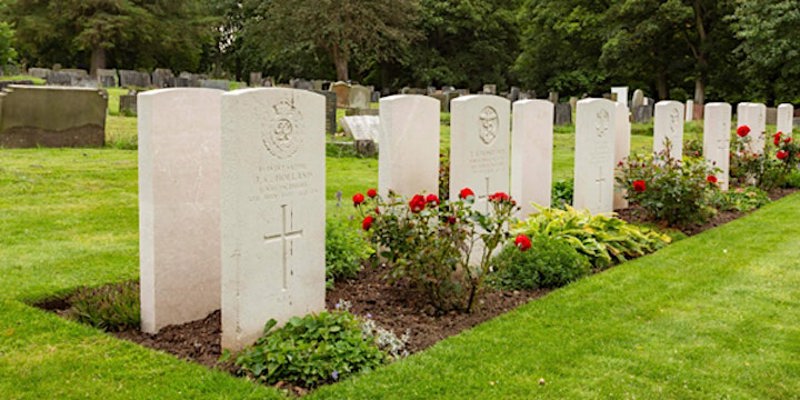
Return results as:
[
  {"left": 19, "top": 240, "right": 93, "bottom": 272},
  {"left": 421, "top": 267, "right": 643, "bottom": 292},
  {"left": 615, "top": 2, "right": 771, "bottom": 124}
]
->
[{"left": 2, "top": 120, "right": 797, "bottom": 398}]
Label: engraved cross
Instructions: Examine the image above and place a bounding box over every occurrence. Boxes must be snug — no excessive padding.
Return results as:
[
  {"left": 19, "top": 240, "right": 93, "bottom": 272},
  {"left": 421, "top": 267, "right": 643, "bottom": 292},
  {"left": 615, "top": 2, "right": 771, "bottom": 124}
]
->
[
  {"left": 475, "top": 176, "right": 491, "bottom": 213},
  {"left": 264, "top": 204, "right": 303, "bottom": 290},
  {"left": 595, "top": 166, "right": 606, "bottom": 206}
]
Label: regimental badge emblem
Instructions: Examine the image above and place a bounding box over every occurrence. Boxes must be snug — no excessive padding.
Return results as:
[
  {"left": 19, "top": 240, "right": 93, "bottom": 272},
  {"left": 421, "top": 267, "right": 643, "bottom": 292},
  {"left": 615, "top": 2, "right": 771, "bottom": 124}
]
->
[
  {"left": 263, "top": 97, "right": 303, "bottom": 159},
  {"left": 595, "top": 109, "right": 610, "bottom": 138},
  {"left": 479, "top": 106, "right": 499, "bottom": 145}
]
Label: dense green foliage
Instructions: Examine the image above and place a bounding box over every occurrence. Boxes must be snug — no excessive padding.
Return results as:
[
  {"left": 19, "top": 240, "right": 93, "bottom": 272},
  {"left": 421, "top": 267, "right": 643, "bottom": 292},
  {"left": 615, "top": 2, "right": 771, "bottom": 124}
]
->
[
  {"left": 513, "top": 205, "right": 671, "bottom": 268},
  {"left": 325, "top": 218, "right": 374, "bottom": 288},
  {"left": 4, "top": 1, "right": 798, "bottom": 102},
  {"left": 490, "top": 236, "right": 590, "bottom": 290},
  {"left": 63, "top": 281, "right": 140, "bottom": 332},
  {"left": 235, "top": 311, "right": 387, "bottom": 388}
]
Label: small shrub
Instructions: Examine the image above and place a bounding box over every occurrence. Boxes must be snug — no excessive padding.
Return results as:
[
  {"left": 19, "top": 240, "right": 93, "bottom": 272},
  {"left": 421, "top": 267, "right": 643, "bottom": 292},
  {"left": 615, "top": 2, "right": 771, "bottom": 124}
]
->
[
  {"left": 235, "top": 311, "right": 387, "bottom": 388},
  {"left": 617, "top": 142, "right": 720, "bottom": 227},
  {"left": 730, "top": 127, "right": 800, "bottom": 190},
  {"left": 712, "top": 186, "right": 770, "bottom": 212},
  {"left": 65, "top": 281, "right": 140, "bottom": 332},
  {"left": 551, "top": 179, "right": 574, "bottom": 209},
  {"left": 490, "top": 236, "right": 590, "bottom": 290},
  {"left": 514, "top": 205, "right": 671, "bottom": 269},
  {"left": 325, "top": 217, "right": 374, "bottom": 288}
]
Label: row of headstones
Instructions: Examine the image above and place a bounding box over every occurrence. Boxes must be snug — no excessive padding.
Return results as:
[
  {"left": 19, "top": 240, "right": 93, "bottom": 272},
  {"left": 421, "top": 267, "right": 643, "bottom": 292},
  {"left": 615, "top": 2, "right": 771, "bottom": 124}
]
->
[{"left": 25, "top": 67, "right": 229, "bottom": 90}]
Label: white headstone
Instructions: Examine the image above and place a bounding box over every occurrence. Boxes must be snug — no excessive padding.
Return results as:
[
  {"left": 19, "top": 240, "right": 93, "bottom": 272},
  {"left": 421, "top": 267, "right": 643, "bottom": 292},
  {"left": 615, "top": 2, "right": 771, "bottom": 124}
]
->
[
  {"left": 220, "top": 88, "right": 326, "bottom": 351},
  {"left": 653, "top": 100, "right": 685, "bottom": 160},
  {"left": 611, "top": 86, "right": 629, "bottom": 108},
  {"left": 613, "top": 102, "right": 631, "bottom": 209},
  {"left": 742, "top": 103, "right": 767, "bottom": 155},
  {"left": 449, "top": 95, "right": 511, "bottom": 212},
  {"left": 341, "top": 115, "right": 380, "bottom": 143},
  {"left": 573, "top": 98, "right": 616, "bottom": 214},
  {"left": 378, "top": 95, "right": 440, "bottom": 197},
  {"left": 349, "top": 85, "right": 371, "bottom": 110},
  {"left": 685, "top": 100, "right": 694, "bottom": 122},
  {"left": 703, "top": 102, "right": 732, "bottom": 191},
  {"left": 511, "top": 99, "right": 553, "bottom": 217},
  {"left": 138, "top": 88, "right": 223, "bottom": 334},
  {"left": 777, "top": 103, "right": 794, "bottom": 136}
]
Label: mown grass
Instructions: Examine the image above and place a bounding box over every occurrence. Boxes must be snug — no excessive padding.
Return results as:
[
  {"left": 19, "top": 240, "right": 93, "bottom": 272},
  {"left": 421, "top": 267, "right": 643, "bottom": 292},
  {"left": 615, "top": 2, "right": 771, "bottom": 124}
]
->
[{"left": 3, "top": 118, "right": 797, "bottom": 399}]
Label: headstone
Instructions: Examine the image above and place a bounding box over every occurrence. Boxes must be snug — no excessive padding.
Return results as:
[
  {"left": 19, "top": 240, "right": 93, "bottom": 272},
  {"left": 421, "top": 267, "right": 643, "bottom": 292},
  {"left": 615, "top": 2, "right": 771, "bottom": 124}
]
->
[
  {"left": 766, "top": 107, "right": 778, "bottom": 125},
  {"left": 28, "top": 68, "right": 51, "bottom": 79},
  {"left": 138, "top": 88, "right": 223, "bottom": 334},
  {"left": 312, "top": 80, "right": 324, "bottom": 91},
  {"left": 449, "top": 95, "right": 511, "bottom": 212},
  {"left": 46, "top": 71, "right": 73, "bottom": 86},
  {"left": 341, "top": 115, "right": 380, "bottom": 143},
  {"left": 693, "top": 103, "right": 704, "bottom": 120},
  {"left": 554, "top": 103, "right": 572, "bottom": 125},
  {"left": 483, "top": 84, "right": 497, "bottom": 95},
  {"left": 738, "top": 102, "right": 766, "bottom": 155},
  {"left": 0, "top": 85, "right": 107, "bottom": 148},
  {"left": 179, "top": 72, "right": 201, "bottom": 87},
  {"left": 290, "top": 79, "right": 314, "bottom": 91},
  {"left": 220, "top": 88, "right": 326, "bottom": 351},
  {"left": 119, "top": 94, "right": 137, "bottom": 116},
  {"left": 151, "top": 69, "right": 174, "bottom": 88},
  {"left": 331, "top": 81, "right": 351, "bottom": 108},
  {"left": 378, "top": 95, "right": 440, "bottom": 197},
  {"left": 573, "top": 98, "right": 616, "bottom": 214},
  {"left": 703, "top": 103, "right": 732, "bottom": 191},
  {"left": 348, "top": 85, "right": 371, "bottom": 110},
  {"left": 777, "top": 103, "right": 794, "bottom": 135},
  {"left": 250, "top": 72, "right": 263, "bottom": 87},
  {"left": 685, "top": 100, "right": 694, "bottom": 121},
  {"left": 96, "top": 69, "right": 117, "bottom": 87},
  {"left": 371, "top": 91, "right": 380, "bottom": 103},
  {"left": 614, "top": 103, "right": 631, "bottom": 209},
  {"left": 119, "top": 70, "right": 151, "bottom": 88},
  {"left": 548, "top": 92, "right": 559, "bottom": 104},
  {"left": 508, "top": 87, "right": 520, "bottom": 102},
  {"left": 314, "top": 90, "right": 337, "bottom": 134},
  {"left": 644, "top": 97, "right": 654, "bottom": 106},
  {"left": 611, "top": 86, "right": 629, "bottom": 107},
  {"left": 653, "top": 100, "right": 685, "bottom": 160},
  {"left": 569, "top": 96, "right": 578, "bottom": 111},
  {"left": 200, "top": 79, "right": 230, "bottom": 91},
  {"left": 632, "top": 104, "right": 653, "bottom": 123},
  {"left": 631, "top": 89, "right": 645, "bottom": 108},
  {"left": 511, "top": 100, "right": 553, "bottom": 217}
]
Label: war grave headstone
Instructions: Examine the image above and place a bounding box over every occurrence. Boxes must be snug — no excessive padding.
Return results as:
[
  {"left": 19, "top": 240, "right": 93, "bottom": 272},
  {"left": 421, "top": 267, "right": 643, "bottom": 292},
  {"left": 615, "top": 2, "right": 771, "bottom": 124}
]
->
[
  {"left": 331, "top": 81, "right": 351, "bottom": 108},
  {"left": 685, "top": 100, "right": 694, "bottom": 121},
  {"left": 611, "top": 86, "right": 629, "bottom": 108},
  {"left": 200, "top": 79, "right": 230, "bottom": 91},
  {"left": 738, "top": 102, "right": 766, "bottom": 155},
  {"left": 511, "top": 99, "right": 553, "bottom": 217},
  {"left": 220, "top": 88, "right": 326, "bottom": 351},
  {"left": 703, "top": 102, "right": 732, "bottom": 191},
  {"left": 0, "top": 85, "right": 106, "bottom": 148},
  {"left": 614, "top": 102, "right": 631, "bottom": 209},
  {"left": 653, "top": 100, "right": 685, "bottom": 160},
  {"left": 349, "top": 85, "right": 371, "bottom": 110},
  {"left": 777, "top": 103, "right": 794, "bottom": 135},
  {"left": 554, "top": 103, "right": 572, "bottom": 125},
  {"left": 573, "top": 98, "right": 616, "bottom": 214},
  {"left": 341, "top": 115, "right": 380, "bottom": 156},
  {"left": 379, "top": 95, "right": 440, "bottom": 197},
  {"left": 138, "top": 88, "right": 223, "bottom": 334}
]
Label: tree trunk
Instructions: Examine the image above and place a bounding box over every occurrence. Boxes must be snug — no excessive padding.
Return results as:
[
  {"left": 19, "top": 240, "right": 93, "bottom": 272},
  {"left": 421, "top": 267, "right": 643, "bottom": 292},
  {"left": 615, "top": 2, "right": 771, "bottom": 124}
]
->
[
  {"left": 90, "top": 46, "right": 106, "bottom": 77},
  {"left": 694, "top": 78, "right": 705, "bottom": 105},
  {"left": 656, "top": 71, "right": 668, "bottom": 100},
  {"left": 330, "top": 44, "right": 349, "bottom": 81}
]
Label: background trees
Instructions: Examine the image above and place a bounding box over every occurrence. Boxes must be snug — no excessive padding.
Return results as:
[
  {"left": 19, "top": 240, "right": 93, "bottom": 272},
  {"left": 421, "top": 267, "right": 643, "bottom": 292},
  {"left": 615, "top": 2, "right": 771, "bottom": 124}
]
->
[{"left": 1, "top": 0, "right": 798, "bottom": 103}]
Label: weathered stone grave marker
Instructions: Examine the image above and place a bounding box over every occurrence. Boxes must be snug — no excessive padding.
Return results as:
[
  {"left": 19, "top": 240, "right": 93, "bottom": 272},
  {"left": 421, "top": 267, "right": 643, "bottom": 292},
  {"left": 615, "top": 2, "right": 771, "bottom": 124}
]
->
[
  {"left": 349, "top": 85, "right": 371, "bottom": 110},
  {"left": 511, "top": 99, "right": 553, "bottom": 217},
  {"left": 573, "top": 98, "right": 616, "bottom": 214},
  {"left": 703, "top": 102, "right": 732, "bottom": 191},
  {"left": 331, "top": 81, "right": 351, "bottom": 108}
]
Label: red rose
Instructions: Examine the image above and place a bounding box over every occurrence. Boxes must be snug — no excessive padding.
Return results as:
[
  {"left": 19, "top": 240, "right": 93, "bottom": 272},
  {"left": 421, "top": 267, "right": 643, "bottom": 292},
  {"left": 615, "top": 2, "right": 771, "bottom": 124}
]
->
[
  {"left": 425, "top": 193, "right": 440, "bottom": 206},
  {"left": 785, "top": 137, "right": 793, "bottom": 144},
  {"left": 514, "top": 234, "right": 532, "bottom": 251},
  {"left": 777, "top": 150, "right": 789, "bottom": 160},
  {"left": 774, "top": 132, "right": 782, "bottom": 146},
  {"left": 459, "top": 187, "right": 475, "bottom": 200},
  {"left": 632, "top": 180, "right": 646, "bottom": 192},
  {"left": 706, "top": 175, "right": 718, "bottom": 184},
  {"left": 488, "top": 192, "right": 510, "bottom": 203},
  {"left": 447, "top": 216, "right": 457, "bottom": 224},
  {"left": 736, "top": 125, "right": 751, "bottom": 138},
  {"left": 353, "top": 193, "right": 365, "bottom": 206},
  {"left": 362, "top": 215, "right": 374, "bottom": 231},
  {"left": 409, "top": 194, "right": 426, "bottom": 213},
  {"left": 374, "top": 207, "right": 381, "bottom": 215},
  {"left": 366, "top": 188, "right": 378, "bottom": 198}
]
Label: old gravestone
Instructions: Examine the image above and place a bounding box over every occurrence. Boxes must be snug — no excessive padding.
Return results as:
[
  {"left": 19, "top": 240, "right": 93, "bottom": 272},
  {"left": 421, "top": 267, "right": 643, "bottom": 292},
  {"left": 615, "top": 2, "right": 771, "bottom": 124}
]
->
[
  {"left": 200, "top": 79, "right": 230, "bottom": 91},
  {"left": 554, "top": 103, "right": 572, "bottom": 125},
  {"left": 631, "top": 89, "right": 645, "bottom": 108},
  {"left": 0, "top": 85, "right": 107, "bottom": 148},
  {"left": 249, "top": 72, "right": 263, "bottom": 87},
  {"left": 330, "top": 81, "right": 351, "bottom": 108},
  {"left": 46, "top": 71, "right": 74, "bottom": 86},
  {"left": 509, "top": 86, "right": 520, "bottom": 102},
  {"left": 221, "top": 88, "right": 326, "bottom": 351},
  {"left": 703, "top": 102, "right": 732, "bottom": 191},
  {"left": 777, "top": 103, "right": 794, "bottom": 135},
  {"left": 341, "top": 115, "right": 380, "bottom": 155},
  {"left": 573, "top": 98, "right": 616, "bottom": 214},
  {"left": 291, "top": 79, "right": 314, "bottom": 91},
  {"left": 313, "top": 90, "right": 337, "bottom": 134},
  {"left": 685, "top": 100, "right": 694, "bottom": 122},
  {"left": 633, "top": 104, "right": 653, "bottom": 123},
  {"left": 482, "top": 84, "right": 497, "bottom": 95},
  {"left": 653, "top": 100, "right": 685, "bottom": 160},
  {"left": 511, "top": 99, "right": 553, "bottom": 217},
  {"left": 119, "top": 93, "right": 137, "bottom": 116},
  {"left": 28, "top": 68, "right": 51, "bottom": 79},
  {"left": 96, "top": 69, "right": 117, "bottom": 87},
  {"left": 119, "top": 70, "right": 151, "bottom": 88},
  {"left": 379, "top": 95, "right": 440, "bottom": 197},
  {"left": 449, "top": 95, "right": 511, "bottom": 211},
  {"left": 611, "top": 86, "right": 629, "bottom": 108},
  {"left": 151, "top": 69, "right": 174, "bottom": 88},
  {"left": 548, "top": 92, "right": 559, "bottom": 104},
  {"left": 348, "top": 85, "right": 371, "bottom": 110},
  {"left": 138, "top": 88, "right": 223, "bottom": 334},
  {"left": 614, "top": 103, "right": 631, "bottom": 209}
]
